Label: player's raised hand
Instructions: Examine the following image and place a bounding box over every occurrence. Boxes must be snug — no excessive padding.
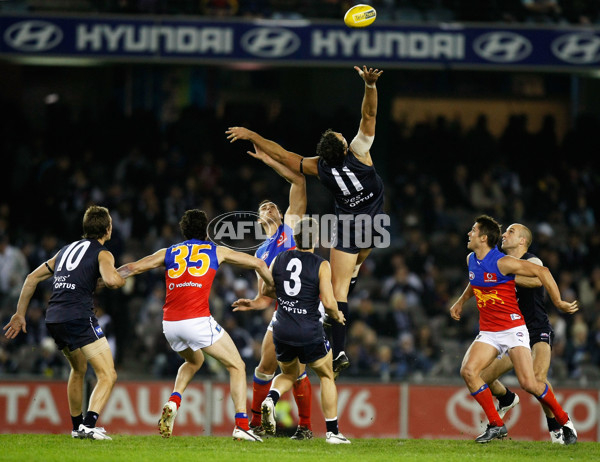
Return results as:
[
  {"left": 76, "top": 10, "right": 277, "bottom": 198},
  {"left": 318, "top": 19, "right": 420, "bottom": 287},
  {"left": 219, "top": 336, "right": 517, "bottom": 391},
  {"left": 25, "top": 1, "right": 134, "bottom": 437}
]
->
[
  {"left": 354, "top": 65, "right": 383, "bottom": 86},
  {"left": 247, "top": 144, "right": 268, "bottom": 162},
  {"left": 226, "top": 127, "right": 252, "bottom": 143}
]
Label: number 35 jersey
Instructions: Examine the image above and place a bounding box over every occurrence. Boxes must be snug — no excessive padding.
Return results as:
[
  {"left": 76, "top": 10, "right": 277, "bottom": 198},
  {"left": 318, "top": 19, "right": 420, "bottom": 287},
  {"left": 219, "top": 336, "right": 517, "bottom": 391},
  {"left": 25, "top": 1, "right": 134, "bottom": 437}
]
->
[
  {"left": 271, "top": 250, "right": 325, "bottom": 346},
  {"left": 163, "top": 240, "right": 219, "bottom": 321}
]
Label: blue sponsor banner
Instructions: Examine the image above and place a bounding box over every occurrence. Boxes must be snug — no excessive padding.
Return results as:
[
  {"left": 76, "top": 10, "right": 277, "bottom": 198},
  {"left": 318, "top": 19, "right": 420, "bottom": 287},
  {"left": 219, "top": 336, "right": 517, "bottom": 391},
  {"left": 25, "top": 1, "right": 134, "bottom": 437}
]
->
[{"left": 0, "top": 13, "right": 599, "bottom": 70}]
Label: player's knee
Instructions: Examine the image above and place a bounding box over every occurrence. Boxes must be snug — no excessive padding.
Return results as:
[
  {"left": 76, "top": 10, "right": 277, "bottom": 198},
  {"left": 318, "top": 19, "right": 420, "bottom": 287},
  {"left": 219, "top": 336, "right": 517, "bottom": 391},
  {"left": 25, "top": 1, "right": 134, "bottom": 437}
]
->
[
  {"left": 257, "top": 360, "right": 277, "bottom": 376},
  {"left": 229, "top": 358, "right": 246, "bottom": 375},
  {"left": 108, "top": 368, "right": 117, "bottom": 386},
  {"left": 519, "top": 378, "right": 538, "bottom": 395},
  {"left": 460, "top": 364, "right": 477, "bottom": 382}
]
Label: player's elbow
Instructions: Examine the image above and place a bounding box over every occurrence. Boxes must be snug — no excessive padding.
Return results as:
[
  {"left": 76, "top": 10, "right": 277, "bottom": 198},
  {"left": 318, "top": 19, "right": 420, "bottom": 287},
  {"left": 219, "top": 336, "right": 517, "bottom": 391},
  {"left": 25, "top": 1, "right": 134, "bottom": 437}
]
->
[{"left": 104, "top": 275, "right": 126, "bottom": 289}]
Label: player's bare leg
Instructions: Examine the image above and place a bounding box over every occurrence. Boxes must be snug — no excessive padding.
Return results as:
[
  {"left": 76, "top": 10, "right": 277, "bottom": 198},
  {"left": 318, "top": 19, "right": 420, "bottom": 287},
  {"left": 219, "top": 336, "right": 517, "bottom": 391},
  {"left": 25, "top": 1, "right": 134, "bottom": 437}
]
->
[
  {"left": 310, "top": 350, "right": 349, "bottom": 444},
  {"left": 63, "top": 347, "right": 87, "bottom": 437},
  {"left": 205, "top": 332, "right": 262, "bottom": 441},
  {"left": 158, "top": 347, "right": 204, "bottom": 438}
]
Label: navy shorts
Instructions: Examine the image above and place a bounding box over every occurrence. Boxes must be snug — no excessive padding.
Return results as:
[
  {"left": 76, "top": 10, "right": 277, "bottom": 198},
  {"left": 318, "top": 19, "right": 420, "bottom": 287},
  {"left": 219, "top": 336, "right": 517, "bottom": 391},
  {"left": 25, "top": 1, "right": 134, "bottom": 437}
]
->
[
  {"left": 273, "top": 336, "right": 331, "bottom": 364},
  {"left": 528, "top": 327, "right": 554, "bottom": 348},
  {"left": 46, "top": 316, "right": 105, "bottom": 351}
]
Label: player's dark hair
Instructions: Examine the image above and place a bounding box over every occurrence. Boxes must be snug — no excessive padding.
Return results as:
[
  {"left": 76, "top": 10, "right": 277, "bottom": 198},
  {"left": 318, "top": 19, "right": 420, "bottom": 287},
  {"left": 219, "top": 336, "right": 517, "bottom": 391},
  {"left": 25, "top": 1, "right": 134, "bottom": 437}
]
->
[
  {"left": 82, "top": 205, "right": 111, "bottom": 239},
  {"left": 257, "top": 199, "right": 282, "bottom": 216},
  {"left": 180, "top": 209, "right": 209, "bottom": 240},
  {"left": 293, "top": 217, "right": 319, "bottom": 250},
  {"left": 475, "top": 214, "right": 502, "bottom": 248},
  {"left": 317, "top": 129, "right": 346, "bottom": 167}
]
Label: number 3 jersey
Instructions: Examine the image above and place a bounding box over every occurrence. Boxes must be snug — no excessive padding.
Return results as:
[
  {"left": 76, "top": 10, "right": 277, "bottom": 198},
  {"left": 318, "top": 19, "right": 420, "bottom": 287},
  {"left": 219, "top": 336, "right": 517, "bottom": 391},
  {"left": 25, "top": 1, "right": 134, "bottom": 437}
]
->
[
  {"left": 468, "top": 246, "right": 525, "bottom": 332},
  {"left": 163, "top": 239, "right": 219, "bottom": 321},
  {"left": 271, "top": 249, "right": 325, "bottom": 346},
  {"left": 46, "top": 239, "right": 106, "bottom": 323}
]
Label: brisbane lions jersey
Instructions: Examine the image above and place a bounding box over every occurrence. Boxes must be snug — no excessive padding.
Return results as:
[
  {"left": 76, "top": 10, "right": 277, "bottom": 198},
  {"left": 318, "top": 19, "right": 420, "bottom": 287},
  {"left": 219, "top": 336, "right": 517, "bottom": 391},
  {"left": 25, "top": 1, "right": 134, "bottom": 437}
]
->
[
  {"left": 163, "top": 239, "right": 219, "bottom": 321},
  {"left": 255, "top": 223, "right": 295, "bottom": 266},
  {"left": 468, "top": 246, "right": 525, "bottom": 332}
]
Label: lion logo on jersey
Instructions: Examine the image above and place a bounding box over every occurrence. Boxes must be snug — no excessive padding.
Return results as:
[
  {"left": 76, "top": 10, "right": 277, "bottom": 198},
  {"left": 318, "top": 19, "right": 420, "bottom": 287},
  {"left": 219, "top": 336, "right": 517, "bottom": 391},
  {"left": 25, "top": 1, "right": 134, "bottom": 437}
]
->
[{"left": 472, "top": 287, "right": 504, "bottom": 309}]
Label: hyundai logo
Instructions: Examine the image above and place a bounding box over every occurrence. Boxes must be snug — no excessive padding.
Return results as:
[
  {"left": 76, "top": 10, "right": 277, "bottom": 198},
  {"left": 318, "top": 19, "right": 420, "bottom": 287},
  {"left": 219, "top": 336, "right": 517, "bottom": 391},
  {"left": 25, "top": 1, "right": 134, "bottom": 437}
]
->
[
  {"left": 473, "top": 32, "right": 531, "bottom": 63},
  {"left": 552, "top": 33, "right": 600, "bottom": 64},
  {"left": 4, "top": 20, "right": 63, "bottom": 52},
  {"left": 241, "top": 28, "right": 301, "bottom": 58}
]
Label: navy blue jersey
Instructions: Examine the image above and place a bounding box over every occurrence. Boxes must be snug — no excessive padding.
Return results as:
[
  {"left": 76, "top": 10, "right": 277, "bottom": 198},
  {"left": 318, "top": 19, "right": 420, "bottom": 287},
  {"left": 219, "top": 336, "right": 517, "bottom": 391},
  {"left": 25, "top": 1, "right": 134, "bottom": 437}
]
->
[
  {"left": 271, "top": 250, "right": 326, "bottom": 346},
  {"left": 45, "top": 239, "right": 106, "bottom": 323},
  {"left": 516, "top": 252, "right": 552, "bottom": 332},
  {"left": 317, "top": 152, "right": 384, "bottom": 217}
]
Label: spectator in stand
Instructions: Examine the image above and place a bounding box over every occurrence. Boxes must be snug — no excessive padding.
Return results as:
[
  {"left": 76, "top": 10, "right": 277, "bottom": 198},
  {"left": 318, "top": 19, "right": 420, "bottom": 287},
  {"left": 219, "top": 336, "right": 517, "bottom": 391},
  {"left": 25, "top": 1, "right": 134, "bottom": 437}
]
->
[
  {"left": 0, "top": 232, "right": 29, "bottom": 308},
  {"left": 521, "top": 0, "right": 563, "bottom": 23}
]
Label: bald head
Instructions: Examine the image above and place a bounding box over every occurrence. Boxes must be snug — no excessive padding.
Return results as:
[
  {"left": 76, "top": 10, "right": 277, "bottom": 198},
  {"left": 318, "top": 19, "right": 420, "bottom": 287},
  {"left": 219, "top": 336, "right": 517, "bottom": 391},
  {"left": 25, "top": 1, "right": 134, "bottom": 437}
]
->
[{"left": 502, "top": 223, "right": 533, "bottom": 255}]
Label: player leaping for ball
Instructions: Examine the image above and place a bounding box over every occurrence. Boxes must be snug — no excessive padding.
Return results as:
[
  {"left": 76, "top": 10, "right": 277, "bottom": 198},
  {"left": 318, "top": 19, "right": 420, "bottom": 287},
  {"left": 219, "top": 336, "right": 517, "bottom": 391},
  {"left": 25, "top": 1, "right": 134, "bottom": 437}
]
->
[
  {"left": 232, "top": 146, "right": 315, "bottom": 439},
  {"left": 227, "top": 65, "right": 388, "bottom": 379}
]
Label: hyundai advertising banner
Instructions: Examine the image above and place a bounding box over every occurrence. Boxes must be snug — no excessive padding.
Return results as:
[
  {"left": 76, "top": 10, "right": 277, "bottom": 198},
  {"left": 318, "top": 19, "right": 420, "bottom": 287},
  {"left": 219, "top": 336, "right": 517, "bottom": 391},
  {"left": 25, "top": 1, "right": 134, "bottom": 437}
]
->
[{"left": 0, "top": 14, "right": 599, "bottom": 71}]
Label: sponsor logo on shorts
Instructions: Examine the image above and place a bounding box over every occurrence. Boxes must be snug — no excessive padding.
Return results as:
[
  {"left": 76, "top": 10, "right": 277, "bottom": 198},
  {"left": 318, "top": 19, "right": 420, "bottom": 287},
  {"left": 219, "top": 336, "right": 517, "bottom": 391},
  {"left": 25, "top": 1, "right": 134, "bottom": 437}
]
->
[
  {"left": 95, "top": 326, "right": 104, "bottom": 336},
  {"left": 516, "top": 331, "right": 524, "bottom": 337},
  {"left": 215, "top": 324, "right": 222, "bottom": 333}
]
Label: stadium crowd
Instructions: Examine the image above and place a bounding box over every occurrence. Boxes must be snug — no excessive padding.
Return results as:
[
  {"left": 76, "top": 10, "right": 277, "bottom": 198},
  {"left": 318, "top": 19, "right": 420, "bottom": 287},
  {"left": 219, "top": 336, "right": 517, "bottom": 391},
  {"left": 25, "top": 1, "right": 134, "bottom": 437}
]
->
[
  {"left": 1, "top": 78, "right": 599, "bottom": 388},
  {"left": 2, "top": 0, "right": 600, "bottom": 26}
]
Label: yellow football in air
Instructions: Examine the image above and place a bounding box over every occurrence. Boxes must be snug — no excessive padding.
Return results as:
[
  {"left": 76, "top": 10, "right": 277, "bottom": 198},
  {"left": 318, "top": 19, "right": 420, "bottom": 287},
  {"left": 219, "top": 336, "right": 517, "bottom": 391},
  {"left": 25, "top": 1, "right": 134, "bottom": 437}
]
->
[{"left": 344, "top": 4, "right": 377, "bottom": 28}]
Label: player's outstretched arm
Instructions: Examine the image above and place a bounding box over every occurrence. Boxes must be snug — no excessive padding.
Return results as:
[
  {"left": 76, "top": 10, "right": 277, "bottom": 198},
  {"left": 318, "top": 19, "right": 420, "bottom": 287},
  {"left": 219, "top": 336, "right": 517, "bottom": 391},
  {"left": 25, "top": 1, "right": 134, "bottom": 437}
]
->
[
  {"left": 232, "top": 276, "right": 274, "bottom": 312},
  {"left": 99, "top": 251, "right": 126, "bottom": 289},
  {"left": 355, "top": 65, "right": 382, "bottom": 138},
  {"left": 217, "top": 246, "right": 275, "bottom": 290},
  {"left": 3, "top": 256, "right": 56, "bottom": 339},
  {"left": 249, "top": 145, "right": 307, "bottom": 222},
  {"left": 226, "top": 126, "right": 319, "bottom": 176},
  {"left": 117, "top": 249, "right": 167, "bottom": 279},
  {"left": 498, "top": 256, "right": 579, "bottom": 314}
]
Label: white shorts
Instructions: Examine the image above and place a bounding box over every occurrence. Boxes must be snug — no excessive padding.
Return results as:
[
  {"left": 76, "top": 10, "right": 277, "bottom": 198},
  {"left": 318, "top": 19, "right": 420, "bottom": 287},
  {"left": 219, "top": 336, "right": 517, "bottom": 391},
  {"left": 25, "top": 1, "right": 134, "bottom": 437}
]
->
[
  {"left": 475, "top": 325, "right": 531, "bottom": 359},
  {"left": 163, "top": 316, "right": 224, "bottom": 352},
  {"left": 267, "top": 303, "right": 326, "bottom": 332}
]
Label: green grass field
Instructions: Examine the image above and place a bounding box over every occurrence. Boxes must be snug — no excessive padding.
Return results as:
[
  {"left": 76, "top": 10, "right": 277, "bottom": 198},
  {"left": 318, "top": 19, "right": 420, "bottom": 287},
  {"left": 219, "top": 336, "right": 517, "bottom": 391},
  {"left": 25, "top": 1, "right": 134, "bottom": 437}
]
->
[{"left": 1, "top": 434, "right": 599, "bottom": 462}]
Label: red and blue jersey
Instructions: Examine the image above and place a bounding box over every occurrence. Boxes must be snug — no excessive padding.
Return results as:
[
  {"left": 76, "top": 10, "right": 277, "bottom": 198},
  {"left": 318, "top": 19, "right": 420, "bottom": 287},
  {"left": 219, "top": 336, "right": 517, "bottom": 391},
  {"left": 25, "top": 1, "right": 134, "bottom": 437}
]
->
[
  {"left": 255, "top": 223, "right": 295, "bottom": 267},
  {"left": 468, "top": 246, "right": 525, "bottom": 332},
  {"left": 163, "top": 239, "right": 219, "bottom": 321}
]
